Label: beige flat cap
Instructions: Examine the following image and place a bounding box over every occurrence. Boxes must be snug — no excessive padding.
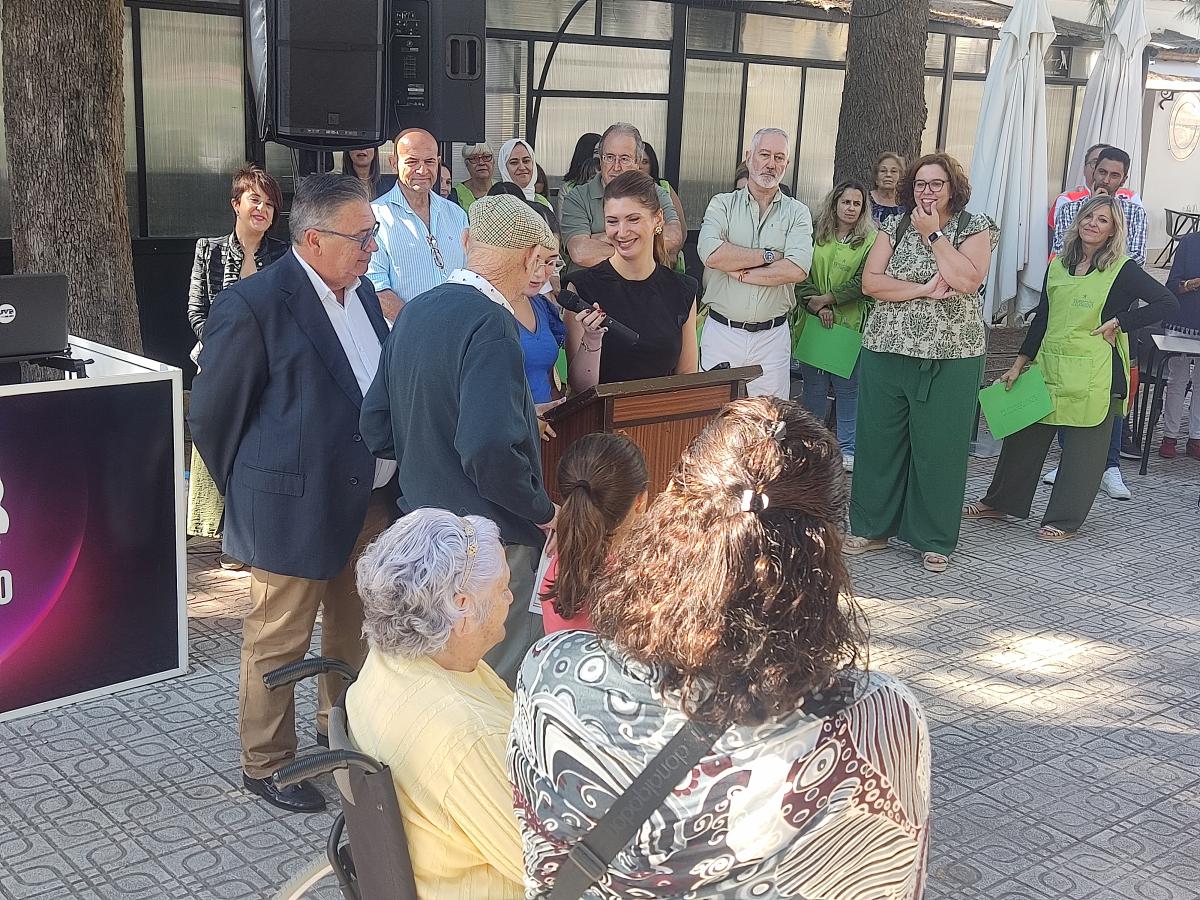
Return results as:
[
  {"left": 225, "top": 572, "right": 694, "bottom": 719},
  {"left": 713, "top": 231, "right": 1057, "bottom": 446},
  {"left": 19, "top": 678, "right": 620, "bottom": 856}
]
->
[{"left": 467, "top": 195, "right": 558, "bottom": 252}]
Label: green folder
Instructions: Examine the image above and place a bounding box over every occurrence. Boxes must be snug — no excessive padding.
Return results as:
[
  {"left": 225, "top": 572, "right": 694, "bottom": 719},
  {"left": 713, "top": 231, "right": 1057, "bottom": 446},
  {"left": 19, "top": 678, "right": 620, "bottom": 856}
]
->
[
  {"left": 978, "top": 364, "right": 1055, "bottom": 440},
  {"left": 792, "top": 320, "right": 862, "bottom": 379}
]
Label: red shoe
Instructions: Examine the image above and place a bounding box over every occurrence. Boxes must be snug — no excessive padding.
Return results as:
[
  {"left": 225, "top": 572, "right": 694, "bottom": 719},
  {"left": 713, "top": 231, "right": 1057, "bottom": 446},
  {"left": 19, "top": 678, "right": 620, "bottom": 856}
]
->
[
  {"left": 1160, "top": 437, "right": 1178, "bottom": 459},
  {"left": 1187, "top": 439, "right": 1200, "bottom": 460}
]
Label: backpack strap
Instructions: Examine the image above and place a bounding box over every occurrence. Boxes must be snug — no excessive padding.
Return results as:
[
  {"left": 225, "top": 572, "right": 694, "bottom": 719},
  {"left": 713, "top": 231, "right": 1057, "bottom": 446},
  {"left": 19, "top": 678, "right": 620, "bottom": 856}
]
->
[{"left": 894, "top": 210, "right": 974, "bottom": 249}]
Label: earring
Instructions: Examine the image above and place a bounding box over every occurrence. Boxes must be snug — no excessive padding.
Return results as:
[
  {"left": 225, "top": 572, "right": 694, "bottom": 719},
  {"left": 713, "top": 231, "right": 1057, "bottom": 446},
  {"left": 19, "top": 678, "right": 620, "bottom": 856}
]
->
[{"left": 655, "top": 226, "right": 663, "bottom": 235}]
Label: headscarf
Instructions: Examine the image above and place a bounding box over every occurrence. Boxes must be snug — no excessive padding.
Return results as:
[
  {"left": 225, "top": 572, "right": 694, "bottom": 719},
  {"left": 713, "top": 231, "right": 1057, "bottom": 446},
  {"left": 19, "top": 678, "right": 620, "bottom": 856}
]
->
[{"left": 498, "top": 138, "right": 538, "bottom": 202}]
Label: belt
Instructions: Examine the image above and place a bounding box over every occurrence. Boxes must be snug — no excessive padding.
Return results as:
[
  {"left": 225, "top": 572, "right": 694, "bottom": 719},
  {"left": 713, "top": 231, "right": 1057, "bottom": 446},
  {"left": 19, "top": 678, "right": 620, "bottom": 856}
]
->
[{"left": 708, "top": 311, "right": 788, "bottom": 333}]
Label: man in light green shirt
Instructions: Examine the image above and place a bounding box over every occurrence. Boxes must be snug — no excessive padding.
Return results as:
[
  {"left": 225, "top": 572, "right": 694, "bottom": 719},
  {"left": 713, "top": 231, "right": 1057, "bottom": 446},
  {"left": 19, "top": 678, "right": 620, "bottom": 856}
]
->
[
  {"left": 697, "top": 128, "right": 813, "bottom": 398},
  {"left": 560, "top": 122, "right": 683, "bottom": 270}
]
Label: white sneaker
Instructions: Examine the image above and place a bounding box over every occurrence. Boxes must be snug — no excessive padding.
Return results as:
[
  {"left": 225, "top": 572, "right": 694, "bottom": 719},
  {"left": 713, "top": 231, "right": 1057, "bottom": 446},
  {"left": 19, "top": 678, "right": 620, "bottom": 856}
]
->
[
  {"left": 843, "top": 453, "right": 855, "bottom": 472},
  {"left": 1043, "top": 467, "right": 1058, "bottom": 485},
  {"left": 1100, "top": 467, "right": 1131, "bottom": 500}
]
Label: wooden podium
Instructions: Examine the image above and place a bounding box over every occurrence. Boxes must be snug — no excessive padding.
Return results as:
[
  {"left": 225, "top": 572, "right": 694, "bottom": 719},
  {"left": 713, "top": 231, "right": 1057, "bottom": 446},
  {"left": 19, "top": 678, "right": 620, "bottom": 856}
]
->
[{"left": 540, "top": 366, "right": 762, "bottom": 501}]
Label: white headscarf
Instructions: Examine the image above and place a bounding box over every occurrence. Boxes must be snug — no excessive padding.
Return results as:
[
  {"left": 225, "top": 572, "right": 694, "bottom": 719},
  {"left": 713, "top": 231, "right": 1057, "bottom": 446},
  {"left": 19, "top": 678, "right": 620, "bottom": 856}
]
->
[{"left": 498, "top": 138, "right": 538, "bottom": 202}]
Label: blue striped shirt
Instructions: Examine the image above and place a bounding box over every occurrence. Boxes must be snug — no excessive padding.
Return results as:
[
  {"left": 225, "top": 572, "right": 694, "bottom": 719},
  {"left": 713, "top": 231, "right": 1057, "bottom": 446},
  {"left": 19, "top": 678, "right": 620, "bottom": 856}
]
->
[{"left": 368, "top": 184, "right": 468, "bottom": 302}]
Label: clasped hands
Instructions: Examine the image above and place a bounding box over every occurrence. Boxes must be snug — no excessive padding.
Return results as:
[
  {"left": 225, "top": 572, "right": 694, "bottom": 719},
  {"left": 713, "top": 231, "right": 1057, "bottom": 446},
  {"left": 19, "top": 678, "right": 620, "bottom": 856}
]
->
[{"left": 806, "top": 293, "right": 836, "bottom": 328}]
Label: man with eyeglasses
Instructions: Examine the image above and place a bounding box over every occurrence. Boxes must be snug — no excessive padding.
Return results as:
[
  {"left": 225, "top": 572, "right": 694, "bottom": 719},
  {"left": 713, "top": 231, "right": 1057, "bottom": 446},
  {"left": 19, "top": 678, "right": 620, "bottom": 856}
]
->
[
  {"left": 560, "top": 121, "right": 683, "bottom": 270},
  {"left": 189, "top": 174, "right": 399, "bottom": 814},
  {"left": 368, "top": 127, "right": 469, "bottom": 320}
]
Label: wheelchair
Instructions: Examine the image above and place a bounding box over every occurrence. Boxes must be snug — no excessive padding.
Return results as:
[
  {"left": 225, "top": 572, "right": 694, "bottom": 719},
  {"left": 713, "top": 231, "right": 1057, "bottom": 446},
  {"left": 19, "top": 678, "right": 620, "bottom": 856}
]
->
[{"left": 263, "top": 656, "right": 418, "bottom": 900}]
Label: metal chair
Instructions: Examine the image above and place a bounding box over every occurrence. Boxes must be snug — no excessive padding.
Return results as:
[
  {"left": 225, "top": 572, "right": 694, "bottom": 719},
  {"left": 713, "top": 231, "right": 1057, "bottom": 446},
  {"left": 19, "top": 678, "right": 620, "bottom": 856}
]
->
[{"left": 1153, "top": 209, "right": 1200, "bottom": 268}]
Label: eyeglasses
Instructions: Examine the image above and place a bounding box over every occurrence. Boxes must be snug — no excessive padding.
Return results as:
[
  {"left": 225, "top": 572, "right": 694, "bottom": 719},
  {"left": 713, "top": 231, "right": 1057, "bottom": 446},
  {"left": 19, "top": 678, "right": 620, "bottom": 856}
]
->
[
  {"left": 427, "top": 234, "right": 445, "bottom": 270},
  {"left": 601, "top": 153, "right": 636, "bottom": 167},
  {"left": 469, "top": 154, "right": 494, "bottom": 163},
  {"left": 913, "top": 179, "right": 947, "bottom": 193},
  {"left": 315, "top": 221, "right": 379, "bottom": 250},
  {"left": 541, "top": 257, "right": 566, "bottom": 274}
]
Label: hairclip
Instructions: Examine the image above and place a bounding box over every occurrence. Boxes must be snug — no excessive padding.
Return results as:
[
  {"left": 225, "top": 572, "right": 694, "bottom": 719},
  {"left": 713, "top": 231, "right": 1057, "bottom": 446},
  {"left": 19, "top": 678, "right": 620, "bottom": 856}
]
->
[
  {"left": 769, "top": 420, "right": 787, "bottom": 442},
  {"left": 457, "top": 520, "right": 479, "bottom": 593},
  {"left": 741, "top": 489, "right": 770, "bottom": 513}
]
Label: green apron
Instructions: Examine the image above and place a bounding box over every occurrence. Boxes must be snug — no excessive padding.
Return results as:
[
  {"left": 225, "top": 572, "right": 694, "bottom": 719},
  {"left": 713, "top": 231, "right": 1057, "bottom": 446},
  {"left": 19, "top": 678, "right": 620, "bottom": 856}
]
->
[
  {"left": 454, "top": 182, "right": 479, "bottom": 211},
  {"left": 1039, "top": 256, "right": 1131, "bottom": 427},
  {"left": 791, "top": 233, "right": 876, "bottom": 355}
]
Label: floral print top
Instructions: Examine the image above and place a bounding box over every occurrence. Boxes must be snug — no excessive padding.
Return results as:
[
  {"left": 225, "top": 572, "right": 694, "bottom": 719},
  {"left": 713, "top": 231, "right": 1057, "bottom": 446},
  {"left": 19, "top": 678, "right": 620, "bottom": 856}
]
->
[{"left": 862, "top": 212, "right": 999, "bottom": 360}]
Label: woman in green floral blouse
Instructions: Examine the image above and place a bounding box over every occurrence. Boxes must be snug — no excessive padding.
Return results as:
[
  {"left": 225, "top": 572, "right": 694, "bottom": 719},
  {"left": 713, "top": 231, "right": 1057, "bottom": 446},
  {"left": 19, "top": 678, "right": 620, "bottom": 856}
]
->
[{"left": 845, "top": 152, "right": 999, "bottom": 573}]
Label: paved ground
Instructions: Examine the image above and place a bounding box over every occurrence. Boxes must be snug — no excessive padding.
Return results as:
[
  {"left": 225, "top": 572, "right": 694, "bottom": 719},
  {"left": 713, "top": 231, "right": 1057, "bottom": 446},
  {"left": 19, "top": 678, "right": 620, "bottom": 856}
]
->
[{"left": 3, "top": 447, "right": 1199, "bottom": 899}]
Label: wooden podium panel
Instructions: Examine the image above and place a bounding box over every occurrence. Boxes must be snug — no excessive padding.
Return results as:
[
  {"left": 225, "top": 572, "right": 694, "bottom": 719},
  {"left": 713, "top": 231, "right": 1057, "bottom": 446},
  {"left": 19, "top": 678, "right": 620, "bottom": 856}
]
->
[{"left": 540, "top": 367, "right": 760, "bottom": 501}]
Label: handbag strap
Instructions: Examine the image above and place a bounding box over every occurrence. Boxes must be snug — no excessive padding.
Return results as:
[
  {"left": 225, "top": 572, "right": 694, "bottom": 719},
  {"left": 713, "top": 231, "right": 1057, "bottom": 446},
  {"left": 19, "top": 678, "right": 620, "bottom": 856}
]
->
[{"left": 548, "top": 718, "right": 725, "bottom": 900}]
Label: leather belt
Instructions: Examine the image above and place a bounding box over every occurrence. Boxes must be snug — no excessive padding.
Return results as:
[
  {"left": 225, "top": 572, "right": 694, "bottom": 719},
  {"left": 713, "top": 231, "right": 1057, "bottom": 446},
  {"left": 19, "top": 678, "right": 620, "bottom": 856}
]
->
[{"left": 708, "top": 310, "right": 788, "bottom": 333}]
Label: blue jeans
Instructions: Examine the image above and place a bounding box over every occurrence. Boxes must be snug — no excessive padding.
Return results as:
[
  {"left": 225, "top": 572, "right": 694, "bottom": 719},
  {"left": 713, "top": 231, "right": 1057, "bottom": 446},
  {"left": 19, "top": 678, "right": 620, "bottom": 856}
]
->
[
  {"left": 1057, "top": 416, "right": 1122, "bottom": 469},
  {"left": 800, "top": 362, "right": 859, "bottom": 453}
]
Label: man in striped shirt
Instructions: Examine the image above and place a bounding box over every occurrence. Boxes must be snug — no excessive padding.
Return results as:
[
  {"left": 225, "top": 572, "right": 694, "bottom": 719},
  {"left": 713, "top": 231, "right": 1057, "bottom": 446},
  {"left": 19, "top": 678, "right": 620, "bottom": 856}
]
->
[{"left": 368, "top": 128, "right": 469, "bottom": 320}]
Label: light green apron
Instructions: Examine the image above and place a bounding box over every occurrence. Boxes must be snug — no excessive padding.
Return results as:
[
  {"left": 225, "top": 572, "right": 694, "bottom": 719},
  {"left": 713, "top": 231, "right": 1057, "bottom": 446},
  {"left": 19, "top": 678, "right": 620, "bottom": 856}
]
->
[
  {"left": 791, "top": 233, "right": 876, "bottom": 356},
  {"left": 1039, "top": 256, "right": 1131, "bottom": 427}
]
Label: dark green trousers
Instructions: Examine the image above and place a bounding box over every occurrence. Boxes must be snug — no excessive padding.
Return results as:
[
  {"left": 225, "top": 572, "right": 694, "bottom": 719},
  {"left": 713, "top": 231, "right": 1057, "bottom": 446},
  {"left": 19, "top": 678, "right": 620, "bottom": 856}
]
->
[
  {"left": 850, "top": 349, "right": 984, "bottom": 556},
  {"left": 980, "top": 398, "right": 1119, "bottom": 532}
]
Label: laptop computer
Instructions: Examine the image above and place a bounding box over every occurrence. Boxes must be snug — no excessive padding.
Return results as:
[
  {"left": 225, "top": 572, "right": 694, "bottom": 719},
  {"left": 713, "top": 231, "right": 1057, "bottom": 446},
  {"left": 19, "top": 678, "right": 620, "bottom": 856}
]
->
[{"left": 0, "top": 274, "right": 69, "bottom": 362}]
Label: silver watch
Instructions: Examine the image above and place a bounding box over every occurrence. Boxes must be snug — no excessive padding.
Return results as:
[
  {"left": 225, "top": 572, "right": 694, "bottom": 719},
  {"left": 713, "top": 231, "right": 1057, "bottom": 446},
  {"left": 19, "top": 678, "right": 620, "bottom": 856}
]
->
[{"left": 762, "top": 248, "right": 777, "bottom": 265}]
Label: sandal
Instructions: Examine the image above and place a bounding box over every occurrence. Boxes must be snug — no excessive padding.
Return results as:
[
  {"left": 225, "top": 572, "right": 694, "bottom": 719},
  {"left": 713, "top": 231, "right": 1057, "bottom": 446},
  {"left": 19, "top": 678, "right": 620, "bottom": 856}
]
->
[
  {"left": 922, "top": 552, "right": 949, "bottom": 573},
  {"left": 843, "top": 535, "right": 889, "bottom": 555},
  {"left": 1037, "top": 525, "right": 1076, "bottom": 542},
  {"left": 962, "top": 502, "right": 1005, "bottom": 520}
]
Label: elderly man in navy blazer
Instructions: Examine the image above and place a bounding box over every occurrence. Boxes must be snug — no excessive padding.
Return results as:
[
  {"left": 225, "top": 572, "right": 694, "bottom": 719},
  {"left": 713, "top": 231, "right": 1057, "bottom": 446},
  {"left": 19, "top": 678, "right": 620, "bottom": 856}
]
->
[{"left": 190, "top": 173, "right": 397, "bottom": 813}]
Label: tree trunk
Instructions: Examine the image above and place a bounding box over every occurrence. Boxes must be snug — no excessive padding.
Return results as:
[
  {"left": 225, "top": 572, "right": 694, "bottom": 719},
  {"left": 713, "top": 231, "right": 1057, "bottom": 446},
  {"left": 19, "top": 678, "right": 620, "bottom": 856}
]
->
[
  {"left": 2, "top": 0, "right": 141, "bottom": 354},
  {"left": 834, "top": 0, "right": 931, "bottom": 187}
]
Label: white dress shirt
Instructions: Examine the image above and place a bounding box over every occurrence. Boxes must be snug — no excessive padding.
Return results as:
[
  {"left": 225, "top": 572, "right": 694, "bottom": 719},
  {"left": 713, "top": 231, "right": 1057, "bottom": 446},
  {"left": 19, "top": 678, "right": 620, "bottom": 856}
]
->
[{"left": 295, "top": 252, "right": 397, "bottom": 489}]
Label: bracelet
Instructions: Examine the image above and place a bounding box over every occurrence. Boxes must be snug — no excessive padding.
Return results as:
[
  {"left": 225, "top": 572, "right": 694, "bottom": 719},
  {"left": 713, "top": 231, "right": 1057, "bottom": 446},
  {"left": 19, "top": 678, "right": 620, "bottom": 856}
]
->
[{"left": 579, "top": 338, "right": 603, "bottom": 352}]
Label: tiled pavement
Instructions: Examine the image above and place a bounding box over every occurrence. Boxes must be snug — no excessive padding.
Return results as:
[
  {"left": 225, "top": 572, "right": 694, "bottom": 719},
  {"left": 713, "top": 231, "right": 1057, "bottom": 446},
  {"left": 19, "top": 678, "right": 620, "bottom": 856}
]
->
[{"left": 3, "top": 451, "right": 1199, "bottom": 899}]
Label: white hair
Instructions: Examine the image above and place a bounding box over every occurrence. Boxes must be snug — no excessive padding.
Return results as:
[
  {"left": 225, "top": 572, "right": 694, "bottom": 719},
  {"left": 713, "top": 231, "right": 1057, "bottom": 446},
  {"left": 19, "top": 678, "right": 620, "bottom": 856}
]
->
[
  {"left": 749, "top": 127, "right": 790, "bottom": 156},
  {"left": 356, "top": 508, "right": 505, "bottom": 658},
  {"left": 601, "top": 122, "right": 644, "bottom": 160}
]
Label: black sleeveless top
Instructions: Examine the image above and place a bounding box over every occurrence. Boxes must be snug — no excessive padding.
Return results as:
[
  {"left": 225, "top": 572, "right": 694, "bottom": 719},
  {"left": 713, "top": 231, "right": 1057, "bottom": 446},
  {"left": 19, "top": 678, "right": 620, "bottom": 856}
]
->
[{"left": 566, "top": 260, "right": 697, "bottom": 384}]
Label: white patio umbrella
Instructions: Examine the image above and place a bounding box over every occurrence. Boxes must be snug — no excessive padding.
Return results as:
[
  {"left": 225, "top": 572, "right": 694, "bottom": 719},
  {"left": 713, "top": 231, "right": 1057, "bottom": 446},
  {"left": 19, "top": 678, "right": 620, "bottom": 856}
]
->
[
  {"left": 968, "top": 0, "right": 1057, "bottom": 320},
  {"left": 1065, "top": 0, "right": 1151, "bottom": 191}
]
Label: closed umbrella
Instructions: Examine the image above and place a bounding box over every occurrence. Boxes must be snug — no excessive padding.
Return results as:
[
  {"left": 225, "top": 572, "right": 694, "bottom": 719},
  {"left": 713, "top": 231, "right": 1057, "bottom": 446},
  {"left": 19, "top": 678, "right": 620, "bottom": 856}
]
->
[
  {"left": 968, "top": 0, "right": 1057, "bottom": 320},
  {"left": 1066, "top": 0, "right": 1151, "bottom": 191}
]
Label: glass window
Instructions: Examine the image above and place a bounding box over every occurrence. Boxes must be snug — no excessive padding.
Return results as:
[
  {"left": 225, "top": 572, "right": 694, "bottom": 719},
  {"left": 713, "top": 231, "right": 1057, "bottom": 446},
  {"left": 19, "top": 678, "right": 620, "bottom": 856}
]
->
[
  {"left": 942, "top": 79, "right": 986, "bottom": 172},
  {"left": 484, "top": 39, "right": 528, "bottom": 177},
  {"left": 0, "top": 41, "right": 11, "bottom": 238},
  {"left": 926, "top": 33, "right": 947, "bottom": 70},
  {"left": 1044, "top": 44, "right": 1070, "bottom": 78},
  {"left": 742, "top": 64, "right": 803, "bottom": 189},
  {"left": 529, "top": 97, "right": 666, "bottom": 186},
  {"left": 1070, "top": 48, "right": 1100, "bottom": 79},
  {"left": 532, "top": 43, "right": 670, "bottom": 94},
  {"left": 487, "top": 0, "right": 595, "bottom": 35},
  {"left": 794, "top": 68, "right": 844, "bottom": 209},
  {"left": 739, "top": 14, "right": 848, "bottom": 61},
  {"left": 922, "top": 76, "right": 944, "bottom": 156},
  {"left": 140, "top": 9, "right": 245, "bottom": 237},
  {"left": 602, "top": 0, "right": 672, "bottom": 41},
  {"left": 1046, "top": 84, "right": 1076, "bottom": 201},
  {"left": 952, "top": 37, "right": 989, "bottom": 75},
  {"left": 686, "top": 7, "right": 736, "bottom": 52},
  {"left": 679, "top": 59, "right": 742, "bottom": 224}
]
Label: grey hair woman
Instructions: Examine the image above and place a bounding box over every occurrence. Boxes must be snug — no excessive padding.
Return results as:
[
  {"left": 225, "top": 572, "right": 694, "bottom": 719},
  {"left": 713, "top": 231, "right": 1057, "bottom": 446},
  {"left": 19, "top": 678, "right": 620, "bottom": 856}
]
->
[{"left": 345, "top": 506, "right": 526, "bottom": 896}]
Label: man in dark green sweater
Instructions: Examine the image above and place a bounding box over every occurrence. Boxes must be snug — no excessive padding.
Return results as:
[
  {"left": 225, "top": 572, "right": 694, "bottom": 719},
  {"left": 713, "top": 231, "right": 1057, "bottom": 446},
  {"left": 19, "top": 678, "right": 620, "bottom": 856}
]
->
[{"left": 361, "top": 195, "right": 559, "bottom": 686}]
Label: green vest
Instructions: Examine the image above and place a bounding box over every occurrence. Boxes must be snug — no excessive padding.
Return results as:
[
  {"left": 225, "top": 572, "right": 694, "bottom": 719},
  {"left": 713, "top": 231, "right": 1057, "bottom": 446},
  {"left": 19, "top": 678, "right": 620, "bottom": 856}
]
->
[
  {"left": 792, "top": 232, "right": 877, "bottom": 346},
  {"left": 454, "top": 182, "right": 480, "bottom": 211},
  {"left": 658, "top": 179, "right": 687, "bottom": 275},
  {"left": 1040, "top": 256, "right": 1131, "bottom": 427}
]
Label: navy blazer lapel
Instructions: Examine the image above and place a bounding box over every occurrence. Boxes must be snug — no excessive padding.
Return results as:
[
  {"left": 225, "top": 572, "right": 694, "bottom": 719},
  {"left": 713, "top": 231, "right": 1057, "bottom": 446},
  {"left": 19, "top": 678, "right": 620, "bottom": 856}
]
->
[{"left": 279, "top": 253, "right": 365, "bottom": 407}]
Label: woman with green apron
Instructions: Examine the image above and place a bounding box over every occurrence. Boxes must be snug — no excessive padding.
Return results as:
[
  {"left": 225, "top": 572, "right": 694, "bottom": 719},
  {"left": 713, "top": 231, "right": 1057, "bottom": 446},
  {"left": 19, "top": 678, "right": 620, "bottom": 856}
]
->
[
  {"left": 792, "top": 180, "right": 877, "bottom": 471},
  {"left": 965, "top": 195, "right": 1177, "bottom": 540}
]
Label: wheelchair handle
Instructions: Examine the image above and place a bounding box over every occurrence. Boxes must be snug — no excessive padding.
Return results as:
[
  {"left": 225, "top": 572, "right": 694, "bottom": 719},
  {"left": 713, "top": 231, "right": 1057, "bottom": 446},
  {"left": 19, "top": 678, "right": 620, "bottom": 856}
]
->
[
  {"left": 273, "top": 750, "right": 385, "bottom": 788},
  {"left": 263, "top": 656, "right": 357, "bottom": 690}
]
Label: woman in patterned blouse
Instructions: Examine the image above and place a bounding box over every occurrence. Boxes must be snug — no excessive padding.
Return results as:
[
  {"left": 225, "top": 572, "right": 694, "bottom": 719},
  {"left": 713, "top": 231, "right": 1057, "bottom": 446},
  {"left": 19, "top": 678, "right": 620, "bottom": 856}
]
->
[
  {"left": 510, "top": 397, "right": 931, "bottom": 899},
  {"left": 847, "top": 152, "right": 999, "bottom": 573}
]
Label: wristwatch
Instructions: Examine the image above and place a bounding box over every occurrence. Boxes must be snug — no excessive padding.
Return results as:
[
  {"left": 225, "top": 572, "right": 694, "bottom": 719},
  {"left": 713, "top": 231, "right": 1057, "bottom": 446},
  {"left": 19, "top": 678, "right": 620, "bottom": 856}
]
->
[
  {"left": 762, "top": 248, "right": 777, "bottom": 265},
  {"left": 928, "top": 230, "right": 944, "bottom": 245}
]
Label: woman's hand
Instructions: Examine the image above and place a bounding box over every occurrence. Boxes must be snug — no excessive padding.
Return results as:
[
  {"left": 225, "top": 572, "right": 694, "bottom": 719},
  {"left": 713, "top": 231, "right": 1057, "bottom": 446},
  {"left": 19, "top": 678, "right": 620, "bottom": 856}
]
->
[
  {"left": 575, "top": 304, "right": 607, "bottom": 345},
  {"left": 807, "top": 293, "right": 834, "bottom": 314},
  {"left": 911, "top": 201, "right": 939, "bottom": 239},
  {"left": 996, "top": 363, "right": 1023, "bottom": 392},
  {"left": 920, "top": 273, "right": 954, "bottom": 300},
  {"left": 819, "top": 307, "right": 835, "bottom": 329},
  {"left": 535, "top": 398, "right": 565, "bottom": 442},
  {"left": 1092, "top": 318, "right": 1120, "bottom": 347}
]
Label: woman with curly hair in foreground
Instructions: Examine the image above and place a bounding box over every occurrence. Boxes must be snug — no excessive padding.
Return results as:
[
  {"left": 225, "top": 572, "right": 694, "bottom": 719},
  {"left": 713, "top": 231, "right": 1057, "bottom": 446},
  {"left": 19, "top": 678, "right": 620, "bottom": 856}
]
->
[{"left": 509, "top": 396, "right": 931, "bottom": 899}]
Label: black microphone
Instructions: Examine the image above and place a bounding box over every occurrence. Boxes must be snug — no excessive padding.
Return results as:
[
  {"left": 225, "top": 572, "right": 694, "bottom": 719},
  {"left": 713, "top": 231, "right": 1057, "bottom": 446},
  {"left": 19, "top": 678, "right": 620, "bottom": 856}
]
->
[{"left": 556, "top": 288, "right": 639, "bottom": 345}]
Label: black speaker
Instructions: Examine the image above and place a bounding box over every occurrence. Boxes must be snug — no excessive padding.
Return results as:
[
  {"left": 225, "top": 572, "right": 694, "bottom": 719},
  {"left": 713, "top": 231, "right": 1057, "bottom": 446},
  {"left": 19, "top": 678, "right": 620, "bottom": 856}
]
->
[
  {"left": 246, "top": 0, "right": 486, "bottom": 151},
  {"left": 387, "top": 0, "right": 486, "bottom": 143}
]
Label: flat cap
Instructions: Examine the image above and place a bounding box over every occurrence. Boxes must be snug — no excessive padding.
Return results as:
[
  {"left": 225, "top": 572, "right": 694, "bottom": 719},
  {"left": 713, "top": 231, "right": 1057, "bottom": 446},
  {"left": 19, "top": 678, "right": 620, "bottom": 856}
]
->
[{"left": 467, "top": 195, "right": 558, "bottom": 253}]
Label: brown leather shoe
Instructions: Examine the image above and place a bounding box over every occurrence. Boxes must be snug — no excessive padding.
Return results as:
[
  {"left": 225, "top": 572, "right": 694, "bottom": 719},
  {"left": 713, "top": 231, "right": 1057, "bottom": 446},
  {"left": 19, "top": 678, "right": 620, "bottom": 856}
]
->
[
  {"left": 1187, "top": 439, "right": 1200, "bottom": 460},
  {"left": 1160, "top": 437, "right": 1178, "bottom": 459}
]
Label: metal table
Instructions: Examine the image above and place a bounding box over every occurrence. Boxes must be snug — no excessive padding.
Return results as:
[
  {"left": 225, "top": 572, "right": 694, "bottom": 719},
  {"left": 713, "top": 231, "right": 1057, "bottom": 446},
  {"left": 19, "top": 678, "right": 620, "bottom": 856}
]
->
[{"left": 1136, "top": 331, "right": 1200, "bottom": 475}]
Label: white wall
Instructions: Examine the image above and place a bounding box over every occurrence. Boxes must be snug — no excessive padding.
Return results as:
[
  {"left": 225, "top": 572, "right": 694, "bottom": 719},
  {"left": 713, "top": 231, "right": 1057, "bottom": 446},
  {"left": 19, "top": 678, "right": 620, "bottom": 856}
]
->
[{"left": 1140, "top": 90, "right": 1200, "bottom": 255}]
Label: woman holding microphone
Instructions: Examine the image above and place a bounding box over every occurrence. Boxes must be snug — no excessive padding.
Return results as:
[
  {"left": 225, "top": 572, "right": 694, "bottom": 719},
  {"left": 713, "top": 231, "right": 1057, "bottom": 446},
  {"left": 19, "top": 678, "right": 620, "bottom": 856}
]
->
[{"left": 964, "top": 196, "right": 1176, "bottom": 540}]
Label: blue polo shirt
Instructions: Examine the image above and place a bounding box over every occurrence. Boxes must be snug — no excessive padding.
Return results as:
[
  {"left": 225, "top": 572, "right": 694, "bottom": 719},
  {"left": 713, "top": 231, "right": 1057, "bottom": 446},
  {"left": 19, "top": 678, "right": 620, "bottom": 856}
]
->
[{"left": 368, "top": 184, "right": 469, "bottom": 303}]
